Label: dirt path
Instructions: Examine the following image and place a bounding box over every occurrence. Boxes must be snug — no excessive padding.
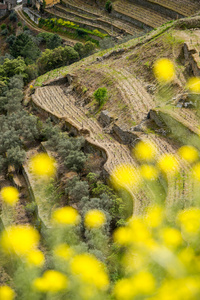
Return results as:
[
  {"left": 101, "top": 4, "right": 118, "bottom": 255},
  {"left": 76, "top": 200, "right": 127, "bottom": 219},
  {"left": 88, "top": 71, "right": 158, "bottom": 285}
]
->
[{"left": 15, "top": 5, "right": 77, "bottom": 46}]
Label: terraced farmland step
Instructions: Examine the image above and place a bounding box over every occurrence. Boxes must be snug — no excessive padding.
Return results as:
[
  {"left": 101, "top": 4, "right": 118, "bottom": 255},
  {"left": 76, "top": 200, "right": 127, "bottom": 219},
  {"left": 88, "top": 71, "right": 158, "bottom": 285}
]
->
[
  {"left": 62, "top": 0, "right": 101, "bottom": 18},
  {"left": 50, "top": 4, "right": 143, "bottom": 36},
  {"left": 113, "top": 0, "right": 172, "bottom": 29},
  {"left": 146, "top": 0, "right": 200, "bottom": 17},
  {"left": 106, "top": 67, "right": 155, "bottom": 123},
  {"left": 152, "top": 107, "right": 200, "bottom": 151},
  {"left": 46, "top": 7, "right": 112, "bottom": 36},
  {"left": 32, "top": 83, "right": 193, "bottom": 212}
]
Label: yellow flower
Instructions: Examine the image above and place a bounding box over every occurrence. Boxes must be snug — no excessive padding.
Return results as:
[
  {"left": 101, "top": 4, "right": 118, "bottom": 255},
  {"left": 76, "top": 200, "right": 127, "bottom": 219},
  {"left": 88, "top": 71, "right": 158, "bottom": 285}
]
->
[
  {"left": 160, "top": 227, "right": 182, "bottom": 248},
  {"left": 157, "top": 154, "right": 179, "bottom": 175},
  {"left": 178, "top": 247, "right": 194, "bottom": 267},
  {"left": 113, "top": 227, "right": 133, "bottom": 246},
  {"left": 114, "top": 272, "right": 155, "bottom": 299},
  {"left": 186, "top": 77, "right": 200, "bottom": 93},
  {"left": 153, "top": 58, "right": 175, "bottom": 83},
  {"left": 157, "top": 278, "right": 199, "bottom": 300},
  {"left": 84, "top": 209, "right": 106, "bottom": 229},
  {"left": 33, "top": 270, "right": 68, "bottom": 293},
  {"left": 1, "top": 186, "right": 19, "bottom": 206},
  {"left": 0, "top": 286, "right": 15, "bottom": 300},
  {"left": 1, "top": 225, "right": 40, "bottom": 255},
  {"left": 71, "top": 253, "right": 109, "bottom": 290},
  {"left": 128, "top": 218, "right": 151, "bottom": 244},
  {"left": 26, "top": 249, "right": 45, "bottom": 267},
  {"left": 113, "top": 278, "right": 134, "bottom": 300},
  {"left": 123, "top": 250, "right": 147, "bottom": 272},
  {"left": 178, "top": 145, "right": 198, "bottom": 163},
  {"left": 29, "top": 153, "right": 56, "bottom": 177},
  {"left": 54, "top": 243, "right": 74, "bottom": 261},
  {"left": 192, "top": 162, "right": 200, "bottom": 181},
  {"left": 134, "top": 141, "right": 157, "bottom": 162},
  {"left": 132, "top": 271, "right": 155, "bottom": 295},
  {"left": 146, "top": 205, "right": 164, "bottom": 228},
  {"left": 177, "top": 208, "right": 200, "bottom": 235},
  {"left": 110, "top": 164, "right": 140, "bottom": 189},
  {"left": 52, "top": 206, "right": 80, "bottom": 226},
  {"left": 140, "top": 164, "right": 158, "bottom": 180},
  {"left": 30, "top": 84, "right": 34, "bottom": 89}
]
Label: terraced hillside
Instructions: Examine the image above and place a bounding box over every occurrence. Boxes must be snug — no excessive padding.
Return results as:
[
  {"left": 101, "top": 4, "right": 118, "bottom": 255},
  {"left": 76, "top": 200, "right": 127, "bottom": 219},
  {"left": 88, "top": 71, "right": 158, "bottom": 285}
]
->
[
  {"left": 30, "top": 17, "right": 200, "bottom": 213},
  {"left": 44, "top": 0, "right": 200, "bottom": 43}
]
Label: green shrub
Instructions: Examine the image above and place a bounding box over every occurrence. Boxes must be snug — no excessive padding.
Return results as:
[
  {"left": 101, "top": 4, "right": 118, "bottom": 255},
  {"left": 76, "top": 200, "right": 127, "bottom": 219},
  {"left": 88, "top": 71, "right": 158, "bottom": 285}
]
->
[
  {"left": 93, "top": 87, "right": 108, "bottom": 106},
  {"left": 25, "top": 202, "right": 37, "bottom": 215},
  {"left": 1, "top": 24, "right": 6, "bottom": 30},
  {"left": 9, "top": 12, "right": 17, "bottom": 22},
  {"left": 105, "top": 0, "right": 112, "bottom": 13},
  {"left": 1, "top": 28, "right": 8, "bottom": 36}
]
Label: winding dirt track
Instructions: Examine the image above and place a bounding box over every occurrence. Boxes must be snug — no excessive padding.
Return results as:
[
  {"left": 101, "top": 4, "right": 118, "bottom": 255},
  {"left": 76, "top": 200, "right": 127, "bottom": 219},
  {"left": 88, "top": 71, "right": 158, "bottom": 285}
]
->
[{"left": 15, "top": 5, "right": 76, "bottom": 46}]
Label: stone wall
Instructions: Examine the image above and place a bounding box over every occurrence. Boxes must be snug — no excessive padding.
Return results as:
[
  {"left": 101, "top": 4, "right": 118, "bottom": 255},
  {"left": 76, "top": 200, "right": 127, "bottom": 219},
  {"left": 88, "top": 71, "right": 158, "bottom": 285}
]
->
[
  {"left": 183, "top": 42, "right": 200, "bottom": 77},
  {"left": 112, "top": 122, "right": 139, "bottom": 146},
  {"left": 111, "top": 9, "right": 152, "bottom": 30},
  {"left": 23, "top": 7, "right": 40, "bottom": 24},
  {"left": 130, "top": 0, "right": 183, "bottom": 19}
]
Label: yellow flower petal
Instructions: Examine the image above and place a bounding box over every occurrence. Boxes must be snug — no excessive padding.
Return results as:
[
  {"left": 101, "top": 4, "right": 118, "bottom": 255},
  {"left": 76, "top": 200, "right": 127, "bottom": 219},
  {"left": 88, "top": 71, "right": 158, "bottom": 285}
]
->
[
  {"left": 84, "top": 209, "right": 106, "bottom": 229},
  {"left": 29, "top": 153, "right": 56, "bottom": 177},
  {"left": 1, "top": 225, "right": 40, "bottom": 255},
  {"left": 0, "top": 286, "right": 15, "bottom": 300},
  {"left": 1, "top": 186, "right": 19, "bottom": 206},
  {"left": 186, "top": 77, "right": 200, "bottom": 93},
  {"left": 134, "top": 141, "right": 157, "bottom": 162},
  {"left": 178, "top": 145, "right": 198, "bottom": 163},
  {"left": 153, "top": 58, "right": 175, "bottom": 83},
  {"left": 52, "top": 206, "right": 80, "bottom": 226}
]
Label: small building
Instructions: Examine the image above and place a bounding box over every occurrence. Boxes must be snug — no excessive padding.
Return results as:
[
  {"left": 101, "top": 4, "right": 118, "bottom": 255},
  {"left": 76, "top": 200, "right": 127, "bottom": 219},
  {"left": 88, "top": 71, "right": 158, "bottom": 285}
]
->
[{"left": 0, "top": 3, "right": 8, "bottom": 16}]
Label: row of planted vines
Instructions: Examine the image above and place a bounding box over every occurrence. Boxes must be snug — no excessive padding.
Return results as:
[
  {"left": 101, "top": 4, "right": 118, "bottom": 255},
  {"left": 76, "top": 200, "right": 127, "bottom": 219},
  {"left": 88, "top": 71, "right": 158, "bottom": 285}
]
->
[
  {"left": 2, "top": 58, "right": 200, "bottom": 300},
  {"left": 38, "top": 17, "right": 108, "bottom": 43}
]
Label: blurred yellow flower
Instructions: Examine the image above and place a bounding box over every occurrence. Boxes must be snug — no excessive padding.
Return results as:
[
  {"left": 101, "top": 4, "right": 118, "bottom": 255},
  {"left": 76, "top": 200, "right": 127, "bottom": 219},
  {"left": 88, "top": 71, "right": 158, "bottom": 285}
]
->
[
  {"left": 71, "top": 253, "right": 109, "bottom": 290},
  {"left": 157, "top": 278, "right": 199, "bottom": 300},
  {"left": 132, "top": 271, "right": 155, "bottom": 294},
  {"left": 84, "top": 209, "right": 106, "bottom": 228},
  {"left": 110, "top": 164, "right": 140, "bottom": 189},
  {"left": 26, "top": 249, "right": 45, "bottom": 267},
  {"left": 146, "top": 205, "right": 164, "bottom": 228},
  {"left": 140, "top": 164, "right": 158, "bottom": 180},
  {"left": 33, "top": 270, "right": 68, "bottom": 293},
  {"left": 52, "top": 206, "right": 80, "bottom": 226},
  {"left": 160, "top": 227, "right": 182, "bottom": 248},
  {"left": 134, "top": 141, "right": 157, "bottom": 162},
  {"left": 153, "top": 58, "right": 175, "bottom": 83},
  {"left": 0, "top": 286, "right": 15, "bottom": 300},
  {"left": 29, "top": 153, "right": 56, "bottom": 177},
  {"left": 178, "top": 145, "right": 198, "bottom": 163},
  {"left": 186, "top": 77, "right": 200, "bottom": 93},
  {"left": 114, "top": 272, "right": 155, "bottom": 300},
  {"left": 178, "top": 247, "right": 194, "bottom": 267},
  {"left": 1, "top": 225, "right": 40, "bottom": 255},
  {"left": 177, "top": 208, "right": 200, "bottom": 235},
  {"left": 54, "top": 243, "right": 74, "bottom": 261},
  {"left": 128, "top": 218, "right": 151, "bottom": 244},
  {"left": 1, "top": 186, "right": 19, "bottom": 206},
  {"left": 157, "top": 154, "right": 179, "bottom": 174},
  {"left": 30, "top": 84, "right": 34, "bottom": 89},
  {"left": 113, "top": 278, "right": 134, "bottom": 300},
  {"left": 123, "top": 250, "right": 147, "bottom": 272},
  {"left": 113, "top": 227, "right": 133, "bottom": 246},
  {"left": 192, "top": 162, "right": 200, "bottom": 181}
]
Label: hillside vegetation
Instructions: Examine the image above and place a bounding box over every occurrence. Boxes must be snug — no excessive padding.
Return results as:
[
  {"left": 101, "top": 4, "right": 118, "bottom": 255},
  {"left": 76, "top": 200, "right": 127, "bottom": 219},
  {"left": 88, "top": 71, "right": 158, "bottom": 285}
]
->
[{"left": 1, "top": 1, "right": 200, "bottom": 299}]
